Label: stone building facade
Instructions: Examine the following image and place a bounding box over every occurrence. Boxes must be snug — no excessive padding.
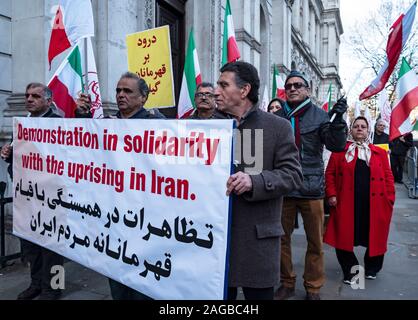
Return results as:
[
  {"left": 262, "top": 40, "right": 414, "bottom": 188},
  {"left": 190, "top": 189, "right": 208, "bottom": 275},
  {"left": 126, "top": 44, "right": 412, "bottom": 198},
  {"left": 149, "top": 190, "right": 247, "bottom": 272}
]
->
[{"left": 0, "top": 0, "right": 343, "bottom": 182}]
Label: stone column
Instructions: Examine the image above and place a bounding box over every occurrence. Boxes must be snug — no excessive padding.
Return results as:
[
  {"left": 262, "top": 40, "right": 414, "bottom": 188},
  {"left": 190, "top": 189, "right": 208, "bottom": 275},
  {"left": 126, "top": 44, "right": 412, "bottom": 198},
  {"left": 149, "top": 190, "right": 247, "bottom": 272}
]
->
[
  {"left": 302, "top": 0, "right": 309, "bottom": 44},
  {"left": 328, "top": 22, "right": 336, "bottom": 66},
  {"left": 292, "top": 0, "right": 300, "bottom": 33},
  {"left": 272, "top": 0, "right": 291, "bottom": 72},
  {"left": 310, "top": 10, "right": 315, "bottom": 55}
]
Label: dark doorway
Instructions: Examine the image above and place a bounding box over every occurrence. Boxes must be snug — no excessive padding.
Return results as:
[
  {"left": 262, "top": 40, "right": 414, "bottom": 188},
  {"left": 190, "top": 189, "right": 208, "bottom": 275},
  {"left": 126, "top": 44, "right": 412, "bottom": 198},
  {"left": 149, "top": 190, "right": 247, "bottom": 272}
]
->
[{"left": 156, "top": 0, "right": 186, "bottom": 118}]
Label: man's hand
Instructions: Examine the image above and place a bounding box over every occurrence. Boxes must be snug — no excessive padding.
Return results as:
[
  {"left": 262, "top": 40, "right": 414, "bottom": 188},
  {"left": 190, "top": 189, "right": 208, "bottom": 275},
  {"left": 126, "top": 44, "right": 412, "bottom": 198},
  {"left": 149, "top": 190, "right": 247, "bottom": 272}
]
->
[
  {"left": 329, "top": 97, "right": 347, "bottom": 120},
  {"left": 75, "top": 93, "right": 92, "bottom": 115},
  {"left": 1, "top": 144, "right": 12, "bottom": 160},
  {"left": 226, "top": 172, "right": 253, "bottom": 196},
  {"left": 328, "top": 196, "right": 337, "bottom": 207}
]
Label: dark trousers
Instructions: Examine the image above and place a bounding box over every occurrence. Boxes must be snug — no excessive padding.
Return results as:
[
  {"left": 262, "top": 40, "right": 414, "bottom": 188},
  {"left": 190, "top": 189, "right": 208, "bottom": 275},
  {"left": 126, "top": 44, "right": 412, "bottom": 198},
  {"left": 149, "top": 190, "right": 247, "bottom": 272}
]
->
[
  {"left": 108, "top": 278, "right": 152, "bottom": 300},
  {"left": 227, "top": 287, "right": 274, "bottom": 300},
  {"left": 335, "top": 248, "right": 384, "bottom": 279},
  {"left": 390, "top": 154, "right": 405, "bottom": 183},
  {"left": 21, "top": 239, "right": 64, "bottom": 291}
]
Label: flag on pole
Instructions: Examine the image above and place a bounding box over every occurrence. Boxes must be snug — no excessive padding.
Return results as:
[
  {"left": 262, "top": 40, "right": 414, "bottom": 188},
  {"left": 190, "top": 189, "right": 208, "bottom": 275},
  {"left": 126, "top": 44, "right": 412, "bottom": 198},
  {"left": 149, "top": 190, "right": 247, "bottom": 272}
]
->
[
  {"left": 272, "top": 65, "right": 286, "bottom": 100},
  {"left": 354, "top": 101, "right": 361, "bottom": 119},
  {"left": 389, "top": 58, "right": 418, "bottom": 141},
  {"left": 260, "top": 86, "right": 269, "bottom": 112},
  {"left": 48, "top": 0, "right": 94, "bottom": 68},
  {"left": 221, "top": 0, "right": 240, "bottom": 66},
  {"left": 377, "top": 89, "right": 391, "bottom": 134},
  {"left": 48, "top": 39, "right": 103, "bottom": 119},
  {"left": 177, "top": 29, "right": 202, "bottom": 119},
  {"left": 364, "top": 106, "right": 376, "bottom": 141},
  {"left": 359, "top": 1, "right": 416, "bottom": 100},
  {"left": 321, "top": 84, "right": 332, "bottom": 112}
]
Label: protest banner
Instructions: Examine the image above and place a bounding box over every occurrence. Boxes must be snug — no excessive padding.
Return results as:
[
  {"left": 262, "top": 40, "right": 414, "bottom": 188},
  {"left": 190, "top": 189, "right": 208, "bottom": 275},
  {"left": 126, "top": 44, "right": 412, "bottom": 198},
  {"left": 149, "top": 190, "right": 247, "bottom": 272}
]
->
[
  {"left": 13, "top": 118, "right": 234, "bottom": 299},
  {"left": 126, "top": 25, "right": 175, "bottom": 109}
]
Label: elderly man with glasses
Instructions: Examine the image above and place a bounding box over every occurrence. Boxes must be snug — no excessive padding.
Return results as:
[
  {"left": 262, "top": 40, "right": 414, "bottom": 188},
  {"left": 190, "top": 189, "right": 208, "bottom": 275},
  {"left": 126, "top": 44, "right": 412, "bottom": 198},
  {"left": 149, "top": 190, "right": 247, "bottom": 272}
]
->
[
  {"left": 273, "top": 70, "right": 348, "bottom": 300},
  {"left": 189, "top": 82, "right": 217, "bottom": 119}
]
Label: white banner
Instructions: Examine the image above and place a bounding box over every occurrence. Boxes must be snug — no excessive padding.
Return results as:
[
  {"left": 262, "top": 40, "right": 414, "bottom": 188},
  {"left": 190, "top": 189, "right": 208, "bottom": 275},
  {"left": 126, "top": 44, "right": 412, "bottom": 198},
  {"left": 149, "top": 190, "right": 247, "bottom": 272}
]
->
[{"left": 13, "top": 118, "right": 234, "bottom": 300}]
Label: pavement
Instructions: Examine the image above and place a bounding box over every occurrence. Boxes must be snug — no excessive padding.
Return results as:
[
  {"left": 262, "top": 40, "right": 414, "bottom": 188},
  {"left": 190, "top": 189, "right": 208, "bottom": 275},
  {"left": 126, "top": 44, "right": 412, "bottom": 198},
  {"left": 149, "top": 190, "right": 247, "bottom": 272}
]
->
[{"left": 0, "top": 183, "right": 417, "bottom": 300}]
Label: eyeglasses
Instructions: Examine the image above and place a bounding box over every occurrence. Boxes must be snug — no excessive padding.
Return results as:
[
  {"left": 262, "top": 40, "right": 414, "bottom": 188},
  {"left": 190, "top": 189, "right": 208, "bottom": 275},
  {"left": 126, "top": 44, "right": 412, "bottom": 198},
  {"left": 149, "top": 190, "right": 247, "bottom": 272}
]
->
[
  {"left": 195, "top": 92, "right": 215, "bottom": 99},
  {"left": 284, "top": 82, "right": 307, "bottom": 90}
]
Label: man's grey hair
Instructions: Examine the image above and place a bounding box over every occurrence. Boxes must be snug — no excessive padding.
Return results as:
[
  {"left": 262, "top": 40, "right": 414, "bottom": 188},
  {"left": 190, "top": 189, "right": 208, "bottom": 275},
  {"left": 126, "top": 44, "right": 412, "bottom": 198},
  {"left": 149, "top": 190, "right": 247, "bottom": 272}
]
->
[
  {"left": 26, "top": 82, "right": 52, "bottom": 100},
  {"left": 120, "top": 72, "right": 150, "bottom": 98}
]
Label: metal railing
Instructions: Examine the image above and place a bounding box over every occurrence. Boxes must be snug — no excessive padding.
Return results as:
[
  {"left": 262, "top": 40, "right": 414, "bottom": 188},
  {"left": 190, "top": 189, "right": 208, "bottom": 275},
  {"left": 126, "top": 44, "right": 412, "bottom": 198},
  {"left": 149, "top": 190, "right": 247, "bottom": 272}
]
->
[
  {"left": 405, "top": 147, "right": 418, "bottom": 199},
  {"left": 0, "top": 181, "right": 21, "bottom": 268}
]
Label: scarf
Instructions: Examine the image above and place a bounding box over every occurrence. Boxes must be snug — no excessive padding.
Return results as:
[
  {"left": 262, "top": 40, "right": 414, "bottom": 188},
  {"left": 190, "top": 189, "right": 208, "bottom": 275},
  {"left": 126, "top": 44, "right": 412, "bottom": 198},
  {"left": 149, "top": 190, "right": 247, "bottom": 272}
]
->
[
  {"left": 284, "top": 98, "right": 311, "bottom": 149},
  {"left": 345, "top": 141, "right": 371, "bottom": 166}
]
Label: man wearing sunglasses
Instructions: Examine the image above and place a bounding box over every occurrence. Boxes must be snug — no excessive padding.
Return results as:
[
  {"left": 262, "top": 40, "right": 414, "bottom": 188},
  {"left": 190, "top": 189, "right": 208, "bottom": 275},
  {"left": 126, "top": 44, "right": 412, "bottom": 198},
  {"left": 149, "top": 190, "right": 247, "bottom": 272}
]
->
[
  {"left": 190, "top": 82, "right": 217, "bottom": 119},
  {"left": 274, "top": 70, "right": 348, "bottom": 300}
]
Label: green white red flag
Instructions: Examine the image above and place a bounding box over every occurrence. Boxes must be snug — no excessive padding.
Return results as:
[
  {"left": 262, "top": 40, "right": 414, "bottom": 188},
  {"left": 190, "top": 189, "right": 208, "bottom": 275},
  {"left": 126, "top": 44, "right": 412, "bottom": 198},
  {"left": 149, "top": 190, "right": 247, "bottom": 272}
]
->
[
  {"left": 48, "top": 0, "right": 94, "bottom": 68},
  {"left": 390, "top": 57, "right": 418, "bottom": 141},
  {"left": 48, "top": 38, "right": 103, "bottom": 119},
  {"left": 177, "top": 30, "right": 202, "bottom": 119},
  {"left": 272, "top": 65, "right": 286, "bottom": 100},
  {"left": 321, "top": 84, "right": 332, "bottom": 112},
  {"left": 221, "top": 0, "right": 240, "bottom": 66}
]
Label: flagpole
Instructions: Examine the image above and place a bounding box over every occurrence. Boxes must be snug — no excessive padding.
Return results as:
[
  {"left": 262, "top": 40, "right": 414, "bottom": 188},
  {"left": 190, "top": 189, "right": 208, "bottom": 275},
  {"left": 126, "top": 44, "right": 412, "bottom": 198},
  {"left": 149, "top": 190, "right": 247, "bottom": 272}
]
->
[{"left": 84, "top": 37, "right": 89, "bottom": 95}]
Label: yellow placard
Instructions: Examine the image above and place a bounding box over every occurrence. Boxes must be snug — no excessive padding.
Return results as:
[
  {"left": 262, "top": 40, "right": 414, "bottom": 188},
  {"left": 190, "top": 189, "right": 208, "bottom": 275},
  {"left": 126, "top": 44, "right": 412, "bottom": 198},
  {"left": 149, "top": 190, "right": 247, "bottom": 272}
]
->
[
  {"left": 126, "top": 25, "right": 175, "bottom": 109},
  {"left": 375, "top": 143, "right": 389, "bottom": 152}
]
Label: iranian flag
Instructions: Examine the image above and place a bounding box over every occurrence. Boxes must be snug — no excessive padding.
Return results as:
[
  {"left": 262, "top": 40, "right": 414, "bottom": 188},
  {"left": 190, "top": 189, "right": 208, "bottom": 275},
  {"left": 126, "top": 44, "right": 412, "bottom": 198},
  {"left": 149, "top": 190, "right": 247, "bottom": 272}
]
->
[
  {"left": 359, "top": 1, "right": 416, "bottom": 100},
  {"left": 48, "top": 0, "right": 94, "bottom": 68},
  {"left": 177, "top": 30, "right": 202, "bottom": 119},
  {"left": 272, "top": 65, "right": 286, "bottom": 100},
  {"left": 390, "top": 58, "right": 418, "bottom": 141},
  {"left": 221, "top": 0, "right": 240, "bottom": 66},
  {"left": 48, "top": 39, "right": 103, "bottom": 119},
  {"left": 321, "top": 84, "right": 332, "bottom": 112}
]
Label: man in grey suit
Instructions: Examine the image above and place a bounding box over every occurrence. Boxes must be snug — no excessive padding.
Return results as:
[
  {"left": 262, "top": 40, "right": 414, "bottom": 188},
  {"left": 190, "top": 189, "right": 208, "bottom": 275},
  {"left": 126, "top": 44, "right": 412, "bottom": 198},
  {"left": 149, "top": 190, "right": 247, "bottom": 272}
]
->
[{"left": 214, "top": 61, "right": 302, "bottom": 300}]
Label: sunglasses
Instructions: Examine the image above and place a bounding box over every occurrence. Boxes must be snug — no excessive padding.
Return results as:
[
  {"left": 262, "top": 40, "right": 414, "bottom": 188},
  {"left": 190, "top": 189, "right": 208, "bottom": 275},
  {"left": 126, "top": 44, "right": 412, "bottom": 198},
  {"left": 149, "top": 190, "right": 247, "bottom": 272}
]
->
[{"left": 284, "top": 82, "right": 307, "bottom": 90}]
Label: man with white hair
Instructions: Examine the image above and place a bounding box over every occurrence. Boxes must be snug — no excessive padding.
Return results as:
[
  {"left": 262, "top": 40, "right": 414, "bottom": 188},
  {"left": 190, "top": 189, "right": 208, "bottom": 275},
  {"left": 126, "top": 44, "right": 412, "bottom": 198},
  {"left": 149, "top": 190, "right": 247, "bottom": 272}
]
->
[{"left": 373, "top": 119, "right": 389, "bottom": 144}]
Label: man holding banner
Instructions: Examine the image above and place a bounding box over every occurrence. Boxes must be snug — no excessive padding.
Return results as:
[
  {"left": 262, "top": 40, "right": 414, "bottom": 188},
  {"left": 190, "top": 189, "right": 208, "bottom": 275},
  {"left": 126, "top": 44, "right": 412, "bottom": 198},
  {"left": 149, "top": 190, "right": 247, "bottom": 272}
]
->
[
  {"left": 77, "top": 72, "right": 164, "bottom": 299},
  {"left": 1, "top": 83, "right": 64, "bottom": 300},
  {"left": 214, "top": 61, "right": 303, "bottom": 300}
]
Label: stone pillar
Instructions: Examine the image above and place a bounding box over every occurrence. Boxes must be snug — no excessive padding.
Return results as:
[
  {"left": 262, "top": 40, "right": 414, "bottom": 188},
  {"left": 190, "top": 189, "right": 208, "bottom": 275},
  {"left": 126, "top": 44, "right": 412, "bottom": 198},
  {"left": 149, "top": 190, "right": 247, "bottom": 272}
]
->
[
  {"left": 316, "top": 20, "right": 320, "bottom": 60},
  {"left": 292, "top": 0, "right": 300, "bottom": 33},
  {"left": 302, "top": 0, "right": 309, "bottom": 44},
  {"left": 185, "top": 0, "right": 220, "bottom": 84},
  {"left": 328, "top": 22, "right": 336, "bottom": 66},
  {"left": 310, "top": 10, "right": 315, "bottom": 54},
  {"left": 272, "top": 0, "right": 291, "bottom": 72}
]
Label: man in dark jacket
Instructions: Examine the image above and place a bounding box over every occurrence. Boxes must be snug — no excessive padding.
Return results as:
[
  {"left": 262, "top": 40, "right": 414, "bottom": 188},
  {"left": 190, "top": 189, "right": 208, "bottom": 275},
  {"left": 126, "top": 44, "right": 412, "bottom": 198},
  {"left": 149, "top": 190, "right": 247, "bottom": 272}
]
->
[
  {"left": 214, "top": 61, "right": 302, "bottom": 300},
  {"left": 274, "top": 71, "right": 348, "bottom": 300},
  {"left": 373, "top": 119, "right": 389, "bottom": 144},
  {"left": 76, "top": 72, "right": 164, "bottom": 300},
  {"left": 1, "top": 83, "right": 63, "bottom": 300},
  {"left": 189, "top": 82, "right": 216, "bottom": 119},
  {"left": 390, "top": 132, "right": 413, "bottom": 183}
]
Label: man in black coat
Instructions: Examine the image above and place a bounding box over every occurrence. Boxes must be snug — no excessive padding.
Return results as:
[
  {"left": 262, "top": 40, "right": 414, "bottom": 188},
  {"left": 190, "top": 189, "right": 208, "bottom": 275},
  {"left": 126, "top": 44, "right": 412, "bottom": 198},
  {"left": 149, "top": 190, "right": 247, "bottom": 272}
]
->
[
  {"left": 1, "top": 83, "right": 63, "bottom": 300},
  {"left": 274, "top": 71, "right": 348, "bottom": 300},
  {"left": 390, "top": 132, "right": 413, "bottom": 183}
]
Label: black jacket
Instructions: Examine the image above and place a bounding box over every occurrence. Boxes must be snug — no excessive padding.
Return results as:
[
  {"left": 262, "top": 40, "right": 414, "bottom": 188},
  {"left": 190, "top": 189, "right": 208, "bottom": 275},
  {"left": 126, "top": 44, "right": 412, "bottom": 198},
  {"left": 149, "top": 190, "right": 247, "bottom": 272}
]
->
[
  {"left": 275, "top": 101, "right": 347, "bottom": 199},
  {"left": 373, "top": 132, "right": 389, "bottom": 145},
  {"left": 114, "top": 107, "right": 165, "bottom": 119},
  {"left": 390, "top": 133, "right": 413, "bottom": 156}
]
